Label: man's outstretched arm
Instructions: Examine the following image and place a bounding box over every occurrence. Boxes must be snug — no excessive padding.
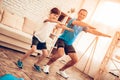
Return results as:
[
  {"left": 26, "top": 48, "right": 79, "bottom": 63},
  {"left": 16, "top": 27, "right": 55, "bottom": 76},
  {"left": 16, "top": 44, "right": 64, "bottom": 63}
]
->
[
  {"left": 86, "top": 28, "right": 111, "bottom": 38},
  {"left": 72, "top": 20, "right": 96, "bottom": 29}
]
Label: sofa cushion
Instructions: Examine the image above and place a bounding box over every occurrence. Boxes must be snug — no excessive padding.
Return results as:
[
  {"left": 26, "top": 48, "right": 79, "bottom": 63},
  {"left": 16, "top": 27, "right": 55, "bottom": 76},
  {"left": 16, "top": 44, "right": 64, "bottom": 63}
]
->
[
  {"left": 1, "top": 10, "right": 24, "bottom": 30},
  {"left": 0, "top": 7, "right": 3, "bottom": 22},
  {"left": 22, "top": 17, "right": 39, "bottom": 34},
  {"left": 0, "top": 23, "right": 32, "bottom": 44}
]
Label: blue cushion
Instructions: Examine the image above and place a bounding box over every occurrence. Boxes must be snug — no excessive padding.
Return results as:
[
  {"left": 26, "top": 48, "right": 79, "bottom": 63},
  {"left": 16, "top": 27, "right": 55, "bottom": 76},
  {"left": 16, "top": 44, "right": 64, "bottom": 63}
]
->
[{"left": 0, "top": 74, "right": 24, "bottom": 80}]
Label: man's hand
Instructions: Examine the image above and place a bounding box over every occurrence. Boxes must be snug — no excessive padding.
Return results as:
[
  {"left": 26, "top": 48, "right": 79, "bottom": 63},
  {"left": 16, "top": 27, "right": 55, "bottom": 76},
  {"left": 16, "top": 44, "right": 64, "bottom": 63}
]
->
[
  {"left": 104, "top": 35, "right": 111, "bottom": 38},
  {"left": 86, "top": 28, "right": 111, "bottom": 38},
  {"left": 88, "top": 26, "right": 96, "bottom": 29}
]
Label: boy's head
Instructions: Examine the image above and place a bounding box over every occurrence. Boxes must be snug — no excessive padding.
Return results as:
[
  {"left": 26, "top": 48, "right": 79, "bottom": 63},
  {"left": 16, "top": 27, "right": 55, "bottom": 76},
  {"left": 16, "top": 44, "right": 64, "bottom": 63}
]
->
[
  {"left": 49, "top": 7, "right": 61, "bottom": 21},
  {"left": 77, "top": 9, "right": 88, "bottom": 21}
]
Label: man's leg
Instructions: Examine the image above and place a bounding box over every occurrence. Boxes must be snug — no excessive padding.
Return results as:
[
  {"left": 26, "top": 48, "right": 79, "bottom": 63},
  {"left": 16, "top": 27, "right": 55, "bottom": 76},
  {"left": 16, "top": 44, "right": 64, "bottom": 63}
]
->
[
  {"left": 47, "top": 47, "right": 65, "bottom": 65},
  {"left": 59, "top": 53, "right": 79, "bottom": 71},
  {"left": 57, "top": 53, "right": 78, "bottom": 78},
  {"left": 43, "top": 47, "right": 64, "bottom": 74}
]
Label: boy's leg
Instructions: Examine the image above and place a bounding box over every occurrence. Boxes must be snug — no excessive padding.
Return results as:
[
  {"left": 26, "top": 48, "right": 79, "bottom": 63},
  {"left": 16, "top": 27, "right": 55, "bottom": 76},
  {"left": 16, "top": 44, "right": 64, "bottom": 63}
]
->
[
  {"left": 34, "top": 49, "right": 48, "bottom": 72},
  {"left": 17, "top": 45, "right": 36, "bottom": 68},
  {"left": 33, "top": 41, "right": 48, "bottom": 72},
  {"left": 35, "top": 49, "right": 48, "bottom": 65},
  {"left": 21, "top": 45, "right": 37, "bottom": 61}
]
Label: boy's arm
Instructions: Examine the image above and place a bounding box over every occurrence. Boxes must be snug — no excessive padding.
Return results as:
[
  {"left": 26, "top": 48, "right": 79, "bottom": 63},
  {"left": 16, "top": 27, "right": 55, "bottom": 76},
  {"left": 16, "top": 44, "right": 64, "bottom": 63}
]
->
[
  {"left": 49, "top": 27, "right": 58, "bottom": 39},
  {"left": 72, "top": 20, "right": 96, "bottom": 29},
  {"left": 56, "top": 24, "right": 74, "bottom": 32},
  {"left": 86, "top": 28, "right": 111, "bottom": 37},
  {"left": 44, "top": 19, "right": 62, "bottom": 24}
]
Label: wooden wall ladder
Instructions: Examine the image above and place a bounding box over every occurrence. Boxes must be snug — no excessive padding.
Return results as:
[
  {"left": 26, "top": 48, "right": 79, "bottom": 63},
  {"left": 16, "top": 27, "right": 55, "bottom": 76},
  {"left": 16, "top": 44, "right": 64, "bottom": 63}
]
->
[{"left": 94, "top": 31, "right": 120, "bottom": 80}]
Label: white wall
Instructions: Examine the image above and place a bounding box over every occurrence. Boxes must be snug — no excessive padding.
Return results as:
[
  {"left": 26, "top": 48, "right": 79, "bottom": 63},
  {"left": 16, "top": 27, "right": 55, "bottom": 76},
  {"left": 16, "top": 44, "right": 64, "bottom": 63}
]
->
[
  {"left": 1, "top": 0, "right": 83, "bottom": 26},
  {"left": 73, "top": 32, "right": 112, "bottom": 77},
  {"left": 73, "top": 0, "right": 120, "bottom": 78}
]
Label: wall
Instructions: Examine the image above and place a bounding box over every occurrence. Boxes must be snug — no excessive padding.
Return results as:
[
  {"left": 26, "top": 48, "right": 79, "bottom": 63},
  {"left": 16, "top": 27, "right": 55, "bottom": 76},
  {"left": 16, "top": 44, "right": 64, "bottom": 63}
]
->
[
  {"left": 73, "top": 0, "right": 120, "bottom": 78},
  {"left": 1, "top": 0, "right": 83, "bottom": 26}
]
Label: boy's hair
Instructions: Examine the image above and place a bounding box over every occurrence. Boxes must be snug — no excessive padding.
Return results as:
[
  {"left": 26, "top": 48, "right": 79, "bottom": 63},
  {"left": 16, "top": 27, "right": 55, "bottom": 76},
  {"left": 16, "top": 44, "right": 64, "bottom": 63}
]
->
[
  {"left": 78, "top": 9, "right": 88, "bottom": 13},
  {"left": 50, "top": 7, "right": 61, "bottom": 15}
]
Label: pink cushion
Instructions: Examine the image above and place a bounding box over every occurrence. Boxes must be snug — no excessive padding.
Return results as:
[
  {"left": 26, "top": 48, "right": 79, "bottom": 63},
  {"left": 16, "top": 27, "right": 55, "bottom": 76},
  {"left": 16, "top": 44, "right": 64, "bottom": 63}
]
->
[
  {"left": 1, "top": 10, "right": 24, "bottom": 30},
  {"left": 22, "top": 17, "right": 39, "bottom": 34}
]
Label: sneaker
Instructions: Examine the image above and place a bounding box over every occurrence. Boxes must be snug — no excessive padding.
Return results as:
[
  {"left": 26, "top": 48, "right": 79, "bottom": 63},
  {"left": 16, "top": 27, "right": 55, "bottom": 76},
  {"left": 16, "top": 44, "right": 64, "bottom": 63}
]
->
[
  {"left": 34, "top": 64, "right": 41, "bottom": 72},
  {"left": 57, "top": 70, "right": 69, "bottom": 79},
  {"left": 17, "top": 60, "right": 23, "bottom": 69},
  {"left": 43, "top": 65, "right": 50, "bottom": 74}
]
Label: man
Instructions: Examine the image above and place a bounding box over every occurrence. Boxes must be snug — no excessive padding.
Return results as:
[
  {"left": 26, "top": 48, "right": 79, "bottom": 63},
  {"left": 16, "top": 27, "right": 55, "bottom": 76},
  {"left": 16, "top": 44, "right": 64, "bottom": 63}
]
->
[{"left": 43, "top": 9, "right": 111, "bottom": 79}]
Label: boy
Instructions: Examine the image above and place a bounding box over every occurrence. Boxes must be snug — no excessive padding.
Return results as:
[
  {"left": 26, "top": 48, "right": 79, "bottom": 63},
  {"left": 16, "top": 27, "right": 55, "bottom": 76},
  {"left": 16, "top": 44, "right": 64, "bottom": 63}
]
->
[
  {"left": 16, "top": 7, "right": 73, "bottom": 72},
  {"left": 43, "top": 9, "right": 111, "bottom": 79}
]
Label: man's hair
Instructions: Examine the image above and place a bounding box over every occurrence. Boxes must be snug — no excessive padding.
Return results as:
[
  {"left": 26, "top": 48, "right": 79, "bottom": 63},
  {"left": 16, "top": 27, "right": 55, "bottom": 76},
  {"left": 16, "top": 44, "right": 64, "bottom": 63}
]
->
[
  {"left": 78, "top": 9, "right": 88, "bottom": 13},
  {"left": 50, "top": 7, "right": 61, "bottom": 15}
]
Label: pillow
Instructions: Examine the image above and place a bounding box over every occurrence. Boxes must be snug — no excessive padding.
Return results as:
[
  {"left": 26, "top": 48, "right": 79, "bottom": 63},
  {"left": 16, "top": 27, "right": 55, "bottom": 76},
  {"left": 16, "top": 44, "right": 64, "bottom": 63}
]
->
[
  {"left": 0, "top": 74, "right": 24, "bottom": 80},
  {"left": 1, "top": 10, "right": 24, "bottom": 30},
  {"left": 0, "top": 7, "right": 4, "bottom": 22},
  {"left": 15, "top": 15, "right": 24, "bottom": 30},
  {"left": 22, "top": 17, "right": 39, "bottom": 34}
]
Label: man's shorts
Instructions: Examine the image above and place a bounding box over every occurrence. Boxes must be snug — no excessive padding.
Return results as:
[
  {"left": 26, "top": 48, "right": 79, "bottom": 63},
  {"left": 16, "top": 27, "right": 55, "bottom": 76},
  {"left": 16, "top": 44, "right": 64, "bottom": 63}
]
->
[
  {"left": 31, "top": 36, "right": 47, "bottom": 50},
  {"left": 55, "top": 38, "right": 76, "bottom": 55}
]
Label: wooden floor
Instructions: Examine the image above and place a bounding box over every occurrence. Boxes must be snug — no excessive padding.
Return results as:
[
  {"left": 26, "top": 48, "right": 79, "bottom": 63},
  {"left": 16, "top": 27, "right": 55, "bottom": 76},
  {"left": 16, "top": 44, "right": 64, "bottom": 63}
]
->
[{"left": 0, "top": 46, "right": 93, "bottom": 80}]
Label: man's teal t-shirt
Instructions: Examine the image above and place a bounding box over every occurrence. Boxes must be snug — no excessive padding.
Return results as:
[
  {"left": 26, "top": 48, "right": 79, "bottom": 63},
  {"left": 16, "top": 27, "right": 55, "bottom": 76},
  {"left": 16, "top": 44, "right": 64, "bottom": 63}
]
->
[{"left": 59, "top": 18, "right": 85, "bottom": 45}]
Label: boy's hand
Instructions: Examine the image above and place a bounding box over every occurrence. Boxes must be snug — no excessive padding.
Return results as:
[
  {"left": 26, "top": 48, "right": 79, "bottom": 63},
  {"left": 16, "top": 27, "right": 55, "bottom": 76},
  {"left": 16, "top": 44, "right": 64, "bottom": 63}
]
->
[
  {"left": 58, "top": 22, "right": 64, "bottom": 25},
  {"left": 49, "top": 33, "right": 56, "bottom": 39},
  {"left": 44, "top": 19, "right": 62, "bottom": 24},
  {"left": 68, "top": 28, "right": 74, "bottom": 32}
]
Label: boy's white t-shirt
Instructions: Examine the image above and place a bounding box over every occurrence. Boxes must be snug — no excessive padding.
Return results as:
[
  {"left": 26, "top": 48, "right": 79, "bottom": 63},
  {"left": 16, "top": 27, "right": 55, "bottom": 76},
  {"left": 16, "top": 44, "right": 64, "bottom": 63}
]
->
[{"left": 34, "top": 22, "right": 57, "bottom": 42}]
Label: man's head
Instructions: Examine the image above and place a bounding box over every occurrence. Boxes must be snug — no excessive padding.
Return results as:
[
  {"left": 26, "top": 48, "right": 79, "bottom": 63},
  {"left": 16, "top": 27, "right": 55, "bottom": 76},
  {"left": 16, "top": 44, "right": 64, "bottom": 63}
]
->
[
  {"left": 49, "top": 7, "right": 61, "bottom": 21},
  {"left": 77, "top": 9, "right": 88, "bottom": 21}
]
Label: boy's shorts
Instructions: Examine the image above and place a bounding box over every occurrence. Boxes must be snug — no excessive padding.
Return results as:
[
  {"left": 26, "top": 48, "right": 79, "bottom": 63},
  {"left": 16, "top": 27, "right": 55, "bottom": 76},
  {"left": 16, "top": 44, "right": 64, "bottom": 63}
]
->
[
  {"left": 55, "top": 38, "right": 76, "bottom": 55},
  {"left": 31, "top": 36, "right": 47, "bottom": 50}
]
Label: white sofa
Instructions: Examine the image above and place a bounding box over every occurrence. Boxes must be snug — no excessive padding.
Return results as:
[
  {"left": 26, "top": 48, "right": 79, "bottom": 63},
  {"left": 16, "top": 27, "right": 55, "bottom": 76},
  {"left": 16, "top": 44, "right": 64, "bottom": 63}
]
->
[{"left": 0, "top": 8, "right": 43, "bottom": 56}]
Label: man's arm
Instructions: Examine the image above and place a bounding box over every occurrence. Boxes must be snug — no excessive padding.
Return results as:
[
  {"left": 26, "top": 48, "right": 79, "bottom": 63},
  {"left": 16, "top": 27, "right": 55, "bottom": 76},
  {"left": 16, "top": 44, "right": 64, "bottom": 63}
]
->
[
  {"left": 86, "top": 28, "right": 111, "bottom": 37},
  {"left": 72, "top": 20, "right": 96, "bottom": 29}
]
